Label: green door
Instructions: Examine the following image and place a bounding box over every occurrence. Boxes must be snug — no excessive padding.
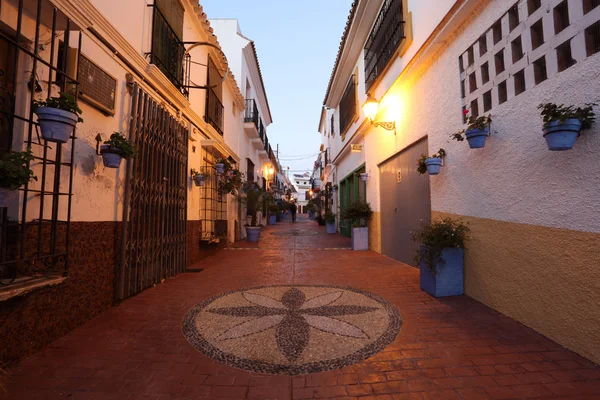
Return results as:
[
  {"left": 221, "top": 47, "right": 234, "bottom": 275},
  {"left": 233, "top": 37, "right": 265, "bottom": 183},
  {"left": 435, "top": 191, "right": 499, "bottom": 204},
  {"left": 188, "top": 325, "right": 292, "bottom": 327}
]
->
[{"left": 339, "top": 165, "right": 366, "bottom": 237}]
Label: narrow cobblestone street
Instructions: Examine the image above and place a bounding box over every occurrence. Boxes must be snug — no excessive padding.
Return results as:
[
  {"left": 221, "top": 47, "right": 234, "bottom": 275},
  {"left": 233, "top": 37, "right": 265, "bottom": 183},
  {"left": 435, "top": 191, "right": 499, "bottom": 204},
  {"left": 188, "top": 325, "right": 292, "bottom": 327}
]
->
[{"left": 5, "top": 217, "right": 600, "bottom": 400}]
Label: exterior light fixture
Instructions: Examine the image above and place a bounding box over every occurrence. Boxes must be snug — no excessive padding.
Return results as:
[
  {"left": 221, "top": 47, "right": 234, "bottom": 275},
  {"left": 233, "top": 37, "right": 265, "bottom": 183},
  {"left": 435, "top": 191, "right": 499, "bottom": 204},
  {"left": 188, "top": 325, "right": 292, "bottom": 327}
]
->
[
  {"left": 363, "top": 94, "right": 396, "bottom": 134},
  {"left": 268, "top": 166, "right": 275, "bottom": 175},
  {"left": 309, "top": 190, "right": 313, "bottom": 196}
]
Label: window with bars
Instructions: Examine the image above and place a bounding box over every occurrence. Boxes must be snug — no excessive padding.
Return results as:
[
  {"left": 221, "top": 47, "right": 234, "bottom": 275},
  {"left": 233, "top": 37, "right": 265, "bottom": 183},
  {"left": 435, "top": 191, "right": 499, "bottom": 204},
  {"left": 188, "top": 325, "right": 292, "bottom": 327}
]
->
[
  {"left": 339, "top": 75, "right": 357, "bottom": 136},
  {"left": 246, "top": 159, "right": 255, "bottom": 182},
  {"left": 78, "top": 55, "right": 117, "bottom": 115},
  {"left": 364, "top": 0, "right": 405, "bottom": 91}
]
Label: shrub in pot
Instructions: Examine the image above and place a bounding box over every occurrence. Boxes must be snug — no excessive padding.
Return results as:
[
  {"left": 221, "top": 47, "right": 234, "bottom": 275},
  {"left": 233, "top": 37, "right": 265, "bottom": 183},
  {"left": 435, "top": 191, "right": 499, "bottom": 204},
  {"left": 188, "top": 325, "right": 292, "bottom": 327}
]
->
[
  {"left": 0, "top": 149, "right": 37, "bottom": 207},
  {"left": 324, "top": 210, "right": 336, "bottom": 234},
  {"left": 412, "top": 218, "right": 469, "bottom": 297},
  {"left": 316, "top": 214, "right": 326, "bottom": 226},
  {"left": 340, "top": 200, "right": 373, "bottom": 251},
  {"left": 191, "top": 169, "right": 205, "bottom": 187},
  {"left": 268, "top": 204, "right": 278, "bottom": 225},
  {"left": 417, "top": 148, "right": 446, "bottom": 176},
  {"left": 538, "top": 103, "right": 596, "bottom": 151},
  {"left": 33, "top": 92, "right": 83, "bottom": 143},
  {"left": 241, "top": 182, "right": 265, "bottom": 242},
  {"left": 100, "top": 132, "right": 137, "bottom": 168},
  {"left": 452, "top": 112, "right": 492, "bottom": 149}
]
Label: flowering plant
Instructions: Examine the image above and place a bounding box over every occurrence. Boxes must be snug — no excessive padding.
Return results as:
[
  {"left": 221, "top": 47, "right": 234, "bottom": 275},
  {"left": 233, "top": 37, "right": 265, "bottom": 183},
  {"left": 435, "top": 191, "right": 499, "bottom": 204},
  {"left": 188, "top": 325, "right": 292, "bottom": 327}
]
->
[
  {"left": 452, "top": 110, "right": 492, "bottom": 141},
  {"left": 538, "top": 103, "right": 596, "bottom": 130},
  {"left": 416, "top": 148, "right": 446, "bottom": 175},
  {"left": 221, "top": 168, "right": 244, "bottom": 195},
  {"left": 412, "top": 218, "right": 469, "bottom": 273}
]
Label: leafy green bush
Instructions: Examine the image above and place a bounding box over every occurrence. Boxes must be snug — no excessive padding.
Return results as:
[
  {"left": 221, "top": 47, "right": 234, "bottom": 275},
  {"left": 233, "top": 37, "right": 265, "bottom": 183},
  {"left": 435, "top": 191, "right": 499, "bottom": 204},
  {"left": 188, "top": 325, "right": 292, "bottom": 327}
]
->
[
  {"left": 104, "top": 132, "right": 137, "bottom": 158},
  {"left": 0, "top": 149, "right": 37, "bottom": 190},
  {"left": 340, "top": 200, "right": 372, "bottom": 227},
  {"left": 241, "top": 182, "right": 265, "bottom": 227},
  {"left": 412, "top": 218, "right": 469, "bottom": 273},
  {"left": 324, "top": 210, "right": 336, "bottom": 224},
  {"left": 452, "top": 111, "right": 492, "bottom": 141},
  {"left": 34, "top": 92, "right": 83, "bottom": 122},
  {"left": 539, "top": 103, "right": 596, "bottom": 130}
]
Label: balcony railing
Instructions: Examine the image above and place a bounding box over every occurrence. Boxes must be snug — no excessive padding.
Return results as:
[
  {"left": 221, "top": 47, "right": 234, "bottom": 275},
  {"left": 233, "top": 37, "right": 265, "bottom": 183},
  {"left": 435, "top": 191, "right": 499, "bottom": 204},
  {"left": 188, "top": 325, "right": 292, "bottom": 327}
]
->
[
  {"left": 205, "top": 87, "right": 224, "bottom": 135},
  {"left": 259, "top": 120, "right": 265, "bottom": 141},
  {"left": 148, "top": 5, "right": 189, "bottom": 98},
  {"left": 244, "top": 99, "right": 259, "bottom": 129}
]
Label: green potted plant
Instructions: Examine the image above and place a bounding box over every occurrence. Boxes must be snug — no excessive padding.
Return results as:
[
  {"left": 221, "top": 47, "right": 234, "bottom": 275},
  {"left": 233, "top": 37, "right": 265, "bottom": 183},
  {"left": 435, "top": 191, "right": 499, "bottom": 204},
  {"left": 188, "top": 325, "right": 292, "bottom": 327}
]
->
[
  {"left": 215, "top": 158, "right": 229, "bottom": 175},
  {"left": 0, "top": 149, "right": 37, "bottom": 207},
  {"left": 452, "top": 111, "right": 492, "bottom": 149},
  {"left": 191, "top": 169, "right": 205, "bottom": 187},
  {"left": 268, "top": 204, "right": 278, "bottom": 225},
  {"left": 412, "top": 218, "right": 469, "bottom": 297},
  {"left": 100, "top": 132, "right": 137, "bottom": 168},
  {"left": 417, "top": 148, "right": 446, "bottom": 176},
  {"left": 33, "top": 92, "right": 83, "bottom": 143},
  {"left": 306, "top": 202, "right": 317, "bottom": 220},
  {"left": 241, "top": 182, "right": 265, "bottom": 242},
  {"left": 221, "top": 167, "right": 244, "bottom": 195},
  {"left": 538, "top": 103, "right": 596, "bottom": 150},
  {"left": 324, "top": 210, "right": 336, "bottom": 234},
  {"left": 340, "top": 200, "right": 373, "bottom": 251}
]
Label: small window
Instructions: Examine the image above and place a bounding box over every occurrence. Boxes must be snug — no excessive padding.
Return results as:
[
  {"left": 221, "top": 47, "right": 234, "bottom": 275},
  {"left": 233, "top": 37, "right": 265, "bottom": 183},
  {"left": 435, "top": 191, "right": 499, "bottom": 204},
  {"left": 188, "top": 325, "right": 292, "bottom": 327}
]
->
[
  {"left": 514, "top": 69, "right": 526, "bottom": 95},
  {"left": 495, "top": 50, "right": 505, "bottom": 74},
  {"left": 528, "top": 0, "right": 542, "bottom": 15},
  {"left": 469, "top": 72, "right": 478, "bottom": 93},
  {"left": 483, "top": 90, "right": 492, "bottom": 112},
  {"left": 509, "top": 5, "right": 520, "bottom": 32},
  {"left": 481, "top": 62, "right": 490, "bottom": 84},
  {"left": 493, "top": 20, "right": 503, "bottom": 45},
  {"left": 585, "top": 20, "right": 600, "bottom": 56},
  {"left": 460, "top": 79, "right": 466, "bottom": 99},
  {"left": 479, "top": 35, "right": 488, "bottom": 56},
  {"left": 583, "top": 0, "right": 600, "bottom": 14},
  {"left": 467, "top": 47, "right": 475, "bottom": 66},
  {"left": 554, "top": 1, "right": 570, "bottom": 34},
  {"left": 533, "top": 56, "right": 548, "bottom": 84},
  {"left": 459, "top": 55, "right": 465, "bottom": 72},
  {"left": 530, "top": 19, "right": 545, "bottom": 50},
  {"left": 512, "top": 36, "right": 524, "bottom": 63},
  {"left": 556, "top": 39, "right": 576, "bottom": 72},
  {"left": 470, "top": 99, "right": 479, "bottom": 118},
  {"left": 498, "top": 80, "right": 508, "bottom": 104}
]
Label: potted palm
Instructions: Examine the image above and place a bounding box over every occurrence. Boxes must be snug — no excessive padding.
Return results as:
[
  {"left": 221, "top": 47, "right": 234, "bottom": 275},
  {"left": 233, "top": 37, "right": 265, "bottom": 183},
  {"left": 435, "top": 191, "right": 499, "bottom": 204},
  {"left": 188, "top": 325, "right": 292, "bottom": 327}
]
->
[
  {"left": 100, "top": 132, "right": 137, "bottom": 168},
  {"left": 417, "top": 148, "right": 446, "bottom": 176},
  {"left": 324, "top": 210, "right": 336, "bottom": 234},
  {"left": 0, "top": 149, "right": 37, "bottom": 207},
  {"left": 242, "top": 182, "right": 265, "bottom": 242},
  {"left": 538, "top": 103, "right": 596, "bottom": 150},
  {"left": 191, "top": 169, "right": 205, "bottom": 186},
  {"left": 341, "top": 200, "right": 373, "bottom": 251},
  {"left": 412, "top": 218, "right": 469, "bottom": 297},
  {"left": 33, "top": 92, "right": 83, "bottom": 143},
  {"left": 452, "top": 111, "right": 492, "bottom": 149}
]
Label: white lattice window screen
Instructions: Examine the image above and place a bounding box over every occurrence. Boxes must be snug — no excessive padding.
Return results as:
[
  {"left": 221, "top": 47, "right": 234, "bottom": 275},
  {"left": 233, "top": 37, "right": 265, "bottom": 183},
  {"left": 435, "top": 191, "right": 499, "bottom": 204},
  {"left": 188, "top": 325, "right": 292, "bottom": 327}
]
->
[{"left": 459, "top": 0, "right": 600, "bottom": 119}]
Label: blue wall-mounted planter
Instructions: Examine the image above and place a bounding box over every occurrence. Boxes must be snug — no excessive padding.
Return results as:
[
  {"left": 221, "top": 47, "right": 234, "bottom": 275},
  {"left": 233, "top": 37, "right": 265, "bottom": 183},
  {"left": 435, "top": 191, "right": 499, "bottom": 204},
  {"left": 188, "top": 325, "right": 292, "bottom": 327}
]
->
[
  {"left": 543, "top": 119, "right": 582, "bottom": 151},
  {"left": 425, "top": 158, "right": 442, "bottom": 175},
  {"left": 419, "top": 246, "right": 464, "bottom": 297},
  {"left": 269, "top": 215, "right": 277, "bottom": 225},
  {"left": 465, "top": 127, "right": 489, "bottom": 149}
]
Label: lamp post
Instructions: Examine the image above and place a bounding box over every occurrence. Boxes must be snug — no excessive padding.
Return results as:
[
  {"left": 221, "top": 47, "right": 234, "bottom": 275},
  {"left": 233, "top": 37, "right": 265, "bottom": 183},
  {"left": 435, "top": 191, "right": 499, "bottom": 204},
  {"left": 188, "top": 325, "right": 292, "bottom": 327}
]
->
[{"left": 363, "top": 94, "right": 396, "bottom": 134}]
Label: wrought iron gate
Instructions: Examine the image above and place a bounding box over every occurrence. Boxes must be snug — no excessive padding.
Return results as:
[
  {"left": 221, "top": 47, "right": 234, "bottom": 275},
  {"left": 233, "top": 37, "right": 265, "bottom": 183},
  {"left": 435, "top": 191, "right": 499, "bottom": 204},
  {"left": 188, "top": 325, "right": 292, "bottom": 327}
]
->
[{"left": 119, "top": 84, "right": 187, "bottom": 299}]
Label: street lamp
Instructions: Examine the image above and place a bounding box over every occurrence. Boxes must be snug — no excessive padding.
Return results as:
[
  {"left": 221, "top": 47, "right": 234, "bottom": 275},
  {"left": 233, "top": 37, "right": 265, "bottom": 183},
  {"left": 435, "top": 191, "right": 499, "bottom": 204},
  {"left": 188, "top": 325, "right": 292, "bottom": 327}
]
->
[{"left": 363, "top": 94, "right": 396, "bottom": 134}]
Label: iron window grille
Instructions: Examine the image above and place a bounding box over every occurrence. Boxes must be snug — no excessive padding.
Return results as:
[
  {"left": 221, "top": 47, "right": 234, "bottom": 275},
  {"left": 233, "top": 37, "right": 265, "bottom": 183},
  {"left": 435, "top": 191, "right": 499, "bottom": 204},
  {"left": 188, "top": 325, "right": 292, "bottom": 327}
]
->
[
  {"left": 246, "top": 158, "right": 255, "bottom": 182},
  {"left": 364, "top": 0, "right": 405, "bottom": 91},
  {"left": 198, "top": 147, "right": 228, "bottom": 242},
  {"left": 339, "top": 75, "right": 357, "bottom": 136},
  {"left": 330, "top": 114, "right": 335, "bottom": 136},
  {"left": 259, "top": 120, "right": 265, "bottom": 142},
  {"left": 205, "top": 86, "right": 224, "bottom": 136},
  {"left": 147, "top": 4, "right": 189, "bottom": 99},
  {"left": 78, "top": 54, "right": 117, "bottom": 115},
  {"left": 0, "top": 0, "right": 81, "bottom": 288},
  {"left": 244, "top": 98, "right": 259, "bottom": 129}
]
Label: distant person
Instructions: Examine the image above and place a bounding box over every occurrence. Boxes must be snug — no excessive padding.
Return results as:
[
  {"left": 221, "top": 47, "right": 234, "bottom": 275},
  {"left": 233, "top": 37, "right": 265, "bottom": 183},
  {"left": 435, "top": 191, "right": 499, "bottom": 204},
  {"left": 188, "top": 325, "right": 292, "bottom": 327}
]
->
[{"left": 290, "top": 200, "right": 297, "bottom": 223}]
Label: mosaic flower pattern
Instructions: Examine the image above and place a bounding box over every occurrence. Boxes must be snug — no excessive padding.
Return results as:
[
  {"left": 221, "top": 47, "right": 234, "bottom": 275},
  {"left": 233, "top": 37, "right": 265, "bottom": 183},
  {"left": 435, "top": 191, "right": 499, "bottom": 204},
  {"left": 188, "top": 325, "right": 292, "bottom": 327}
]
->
[{"left": 182, "top": 285, "right": 402, "bottom": 375}]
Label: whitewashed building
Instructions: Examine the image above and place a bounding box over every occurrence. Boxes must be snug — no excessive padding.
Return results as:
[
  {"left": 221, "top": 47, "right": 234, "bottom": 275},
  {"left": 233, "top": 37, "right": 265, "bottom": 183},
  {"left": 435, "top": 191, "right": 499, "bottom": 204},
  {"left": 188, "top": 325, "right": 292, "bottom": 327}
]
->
[
  {"left": 319, "top": 0, "right": 600, "bottom": 363},
  {"left": 292, "top": 172, "right": 312, "bottom": 213}
]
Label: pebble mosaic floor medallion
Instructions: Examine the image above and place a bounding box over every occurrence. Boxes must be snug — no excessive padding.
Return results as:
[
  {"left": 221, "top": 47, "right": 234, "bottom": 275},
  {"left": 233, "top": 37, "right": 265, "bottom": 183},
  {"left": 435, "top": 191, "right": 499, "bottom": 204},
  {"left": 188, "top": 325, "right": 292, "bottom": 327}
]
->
[{"left": 182, "top": 285, "right": 402, "bottom": 375}]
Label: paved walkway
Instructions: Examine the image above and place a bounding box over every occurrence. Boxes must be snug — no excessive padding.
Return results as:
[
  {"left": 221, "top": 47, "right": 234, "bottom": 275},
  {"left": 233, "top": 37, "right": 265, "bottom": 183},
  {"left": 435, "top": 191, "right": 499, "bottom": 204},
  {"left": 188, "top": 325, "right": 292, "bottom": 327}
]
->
[{"left": 5, "top": 216, "right": 599, "bottom": 399}]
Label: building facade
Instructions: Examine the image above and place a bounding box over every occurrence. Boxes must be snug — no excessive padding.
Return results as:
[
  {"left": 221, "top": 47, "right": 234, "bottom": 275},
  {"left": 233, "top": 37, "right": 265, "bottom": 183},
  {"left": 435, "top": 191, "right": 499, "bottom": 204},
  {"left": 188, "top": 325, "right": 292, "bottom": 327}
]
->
[
  {"left": 292, "top": 172, "right": 312, "bottom": 213},
  {"left": 320, "top": 0, "right": 600, "bottom": 363}
]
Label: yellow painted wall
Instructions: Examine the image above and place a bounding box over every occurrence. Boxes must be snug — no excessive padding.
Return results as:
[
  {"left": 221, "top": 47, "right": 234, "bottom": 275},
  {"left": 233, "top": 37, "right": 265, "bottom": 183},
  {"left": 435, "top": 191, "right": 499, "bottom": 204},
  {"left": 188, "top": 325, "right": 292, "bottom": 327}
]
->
[{"left": 433, "top": 211, "right": 600, "bottom": 364}]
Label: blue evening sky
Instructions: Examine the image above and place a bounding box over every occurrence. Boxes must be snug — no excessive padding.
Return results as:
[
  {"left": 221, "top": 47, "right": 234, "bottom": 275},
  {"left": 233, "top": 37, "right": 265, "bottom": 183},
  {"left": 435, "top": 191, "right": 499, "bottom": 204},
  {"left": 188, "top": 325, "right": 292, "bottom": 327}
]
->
[{"left": 201, "top": 0, "right": 353, "bottom": 175}]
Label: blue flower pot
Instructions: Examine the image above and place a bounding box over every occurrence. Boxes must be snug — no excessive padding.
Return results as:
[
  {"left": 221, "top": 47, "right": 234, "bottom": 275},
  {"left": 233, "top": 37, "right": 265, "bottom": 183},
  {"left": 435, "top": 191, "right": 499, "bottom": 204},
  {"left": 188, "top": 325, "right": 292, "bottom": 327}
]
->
[
  {"left": 424, "top": 158, "right": 442, "bottom": 175},
  {"left": 309, "top": 213, "right": 315, "bottom": 220},
  {"left": 245, "top": 226, "right": 262, "bottom": 242},
  {"left": 269, "top": 215, "right": 277, "bottom": 225},
  {"left": 215, "top": 163, "right": 225, "bottom": 174},
  {"left": 419, "top": 246, "right": 464, "bottom": 297},
  {"left": 100, "top": 145, "right": 124, "bottom": 168},
  {"left": 326, "top": 221, "right": 336, "bottom": 234},
  {"left": 465, "top": 127, "right": 489, "bottom": 149},
  {"left": 543, "top": 119, "right": 582, "bottom": 151}
]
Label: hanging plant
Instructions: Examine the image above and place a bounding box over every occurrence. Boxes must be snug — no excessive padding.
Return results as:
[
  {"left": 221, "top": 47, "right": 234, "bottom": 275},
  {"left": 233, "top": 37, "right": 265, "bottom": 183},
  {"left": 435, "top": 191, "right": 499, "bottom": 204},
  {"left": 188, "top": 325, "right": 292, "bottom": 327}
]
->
[
  {"left": 33, "top": 92, "right": 83, "bottom": 143},
  {"left": 417, "top": 148, "right": 446, "bottom": 176},
  {"left": 100, "top": 132, "right": 137, "bottom": 168},
  {"left": 538, "top": 103, "right": 596, "bottom": 151},
  {"left": 452, "top": 111, "right": 492, "bottom": 149},
  {"left": 221, "top": 168, "right": 244, "bottom": 195},
  {"left": 191, "top": 169, "right": 205, "bottom": 187},
  {"left": 215, "top": 158, "right": 231, "bottom": 175},
  {"left": 0, "top": 149, "right": 37, "bottom": 207}
]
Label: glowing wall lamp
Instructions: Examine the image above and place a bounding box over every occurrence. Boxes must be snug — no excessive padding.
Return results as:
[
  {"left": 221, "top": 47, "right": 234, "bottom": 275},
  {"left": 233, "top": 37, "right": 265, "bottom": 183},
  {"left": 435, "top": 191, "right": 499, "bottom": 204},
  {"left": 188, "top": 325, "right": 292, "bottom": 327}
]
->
[{"left": 363, "top": 94, "right": 396, "bottom": 134}]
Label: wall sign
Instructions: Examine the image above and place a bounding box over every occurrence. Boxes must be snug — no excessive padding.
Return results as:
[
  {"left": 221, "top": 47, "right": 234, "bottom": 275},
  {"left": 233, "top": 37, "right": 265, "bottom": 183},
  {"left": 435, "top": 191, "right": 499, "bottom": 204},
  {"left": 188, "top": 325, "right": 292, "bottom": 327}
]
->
[{"left": 351, "top": 144, "right": 363, "bottom": 152}]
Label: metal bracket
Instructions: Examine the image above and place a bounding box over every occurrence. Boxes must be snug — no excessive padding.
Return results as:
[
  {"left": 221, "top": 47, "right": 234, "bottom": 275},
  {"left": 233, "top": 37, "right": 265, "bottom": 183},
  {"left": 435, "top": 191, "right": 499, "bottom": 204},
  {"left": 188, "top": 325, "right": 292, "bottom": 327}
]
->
[{"left": 373, "top": 121, "right": 396, "bottom": 135}]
